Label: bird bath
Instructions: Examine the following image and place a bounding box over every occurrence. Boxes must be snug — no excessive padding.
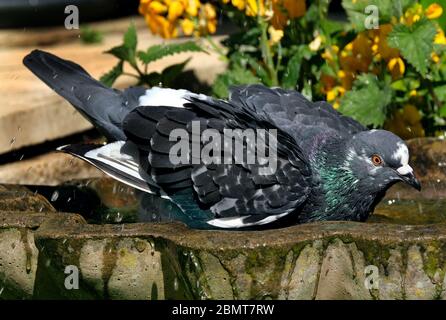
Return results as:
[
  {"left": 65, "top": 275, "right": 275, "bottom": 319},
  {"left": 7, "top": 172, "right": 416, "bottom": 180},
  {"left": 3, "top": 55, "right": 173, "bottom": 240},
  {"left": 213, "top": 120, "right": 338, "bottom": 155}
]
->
[{"left": 1, "top": 137, "right": 446, "bottom": 299}]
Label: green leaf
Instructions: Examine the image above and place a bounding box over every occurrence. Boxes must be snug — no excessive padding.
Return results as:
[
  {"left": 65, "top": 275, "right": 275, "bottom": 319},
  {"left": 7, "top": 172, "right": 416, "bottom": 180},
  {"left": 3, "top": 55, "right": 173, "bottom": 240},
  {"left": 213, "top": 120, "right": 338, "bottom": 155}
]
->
[
  {"left": 320, "top": 19, "right": 345, "bottom": 36},
  {"left": 124, "top": 22, "right": 137, "bottom": 52},
  {"left": 161, "top": 59, "right": 190, "bottom": 87},
  {"left": 244, "top": 56, "right": 271, "bottom": 86},
  {"left": 339, "top": 74, "right": 392, "bottom": 127},
  {"left": 138, "top": 41, "right": 205, "bottom": 65},
  {"left": 342, "top": 0, "right": 390, "bottom": 31},
  {"left": 139, "top": 72, "right": 162, "bottom": 86},
  {"left": 100, "top": 61, "right": 123, "bottom": 87},
  {"left": 281, "top": 53, "right": 301, "bottom": 89},
  {"left": 222, "top": 28, "right": 261, "bottom": 49},
  {"left": 387, "top": 18, "right": 437, "bottom": 76},
  {"left": 439, "top": 105, "right": 446, "bottom": 118},
  {"left": 281, "top": 45, "right": 314, "bottom": 89},
  {"left": 212, "top": 64, "right": 260, "bottom": 98},
  {"left": 105, "top": 46, "right": 131, "bottom": 61},
  {"left": 104, "top": 23, "right": 138, "bottom": 66},
  {"left": 434, "top": 84, "right": 446, "bottom": 101},
  {"left": 342, "top": 0, "right": 415, "bottom": 31},
  {"left": 80, "top": 26, "right": 103, "bottom": 44}
]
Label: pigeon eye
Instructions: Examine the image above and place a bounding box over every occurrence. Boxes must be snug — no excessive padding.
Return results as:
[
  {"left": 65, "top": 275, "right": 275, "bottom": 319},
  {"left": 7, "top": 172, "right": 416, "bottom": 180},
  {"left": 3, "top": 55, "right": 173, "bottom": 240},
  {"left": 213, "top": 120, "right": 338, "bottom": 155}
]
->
[{"left": 371, "top": 154, "right": 383, "bottom": 166}]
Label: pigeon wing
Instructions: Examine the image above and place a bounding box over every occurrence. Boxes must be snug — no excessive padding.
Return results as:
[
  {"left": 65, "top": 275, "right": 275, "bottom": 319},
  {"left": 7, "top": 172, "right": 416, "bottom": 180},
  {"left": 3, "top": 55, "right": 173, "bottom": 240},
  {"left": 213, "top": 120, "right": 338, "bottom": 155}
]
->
[
  {"left": 228, "top": 84, "right": 366, "bottom": 138},
  {"left": 121, "top": 96, "right": 312, "bottom": 228}
]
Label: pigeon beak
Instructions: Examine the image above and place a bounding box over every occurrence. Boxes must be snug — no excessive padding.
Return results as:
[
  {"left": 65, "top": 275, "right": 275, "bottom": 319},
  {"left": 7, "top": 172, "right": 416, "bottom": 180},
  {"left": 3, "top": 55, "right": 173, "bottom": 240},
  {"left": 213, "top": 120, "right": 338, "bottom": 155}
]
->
[{"left": 396, "top": 165, "right": 421, "bottom": 191}]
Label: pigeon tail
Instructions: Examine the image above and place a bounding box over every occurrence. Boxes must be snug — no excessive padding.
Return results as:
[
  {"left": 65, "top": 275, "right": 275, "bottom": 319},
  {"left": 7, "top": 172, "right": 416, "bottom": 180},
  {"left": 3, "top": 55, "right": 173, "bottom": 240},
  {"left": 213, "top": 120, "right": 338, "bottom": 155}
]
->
[{"left": 23, "top": 49, "right": 145, "bottom": 141}]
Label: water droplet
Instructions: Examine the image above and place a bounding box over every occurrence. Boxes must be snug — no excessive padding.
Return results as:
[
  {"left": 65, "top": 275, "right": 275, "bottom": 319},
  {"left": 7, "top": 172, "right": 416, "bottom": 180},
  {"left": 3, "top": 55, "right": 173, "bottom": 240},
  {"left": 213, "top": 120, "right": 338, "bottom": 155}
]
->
[
  {"left": 19, "top": 154, "right": 24, "bottom": 161},
  {"left": 50, "top": 191, "right": 59, "bottom": 202},
  {"left": 52, "top": 74, "right": 58, "bottom": 79},
  {"left": 87, "top": 95, "right": 91, "bottom": 100},
  {"left": 174, "top": 277, "right": 179, "bottom": 291},
  {"left": 418, "top": 202, "right": 423, "bottom": 214},
  {"left": 115, "top": 212, "right": 123, "bottom": 223}
]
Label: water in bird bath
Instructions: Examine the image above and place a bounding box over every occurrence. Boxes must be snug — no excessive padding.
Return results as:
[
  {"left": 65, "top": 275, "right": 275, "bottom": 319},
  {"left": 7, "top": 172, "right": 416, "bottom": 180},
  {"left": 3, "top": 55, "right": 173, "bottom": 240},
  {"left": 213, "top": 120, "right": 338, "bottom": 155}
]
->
[
  {"left": 30, "top": 177, "right": 446, "bottom": 227},
  {"left": 371, "top": 198, "right": 446, "bottom": 225}
]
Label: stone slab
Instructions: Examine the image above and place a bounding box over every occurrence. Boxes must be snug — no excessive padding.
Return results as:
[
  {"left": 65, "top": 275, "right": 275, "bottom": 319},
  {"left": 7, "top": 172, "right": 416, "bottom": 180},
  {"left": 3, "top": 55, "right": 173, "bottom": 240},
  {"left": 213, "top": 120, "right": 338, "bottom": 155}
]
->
[{"left": 0, "top": 17, "right": 226, "bottom": 155}]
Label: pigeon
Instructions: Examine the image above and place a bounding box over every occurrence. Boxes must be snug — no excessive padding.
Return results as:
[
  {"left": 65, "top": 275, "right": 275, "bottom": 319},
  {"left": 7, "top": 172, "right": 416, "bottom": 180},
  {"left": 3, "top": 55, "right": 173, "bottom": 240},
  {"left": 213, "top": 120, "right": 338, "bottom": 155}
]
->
[{"left": 23, "top": 49, "right": 421, "bottom": 229}]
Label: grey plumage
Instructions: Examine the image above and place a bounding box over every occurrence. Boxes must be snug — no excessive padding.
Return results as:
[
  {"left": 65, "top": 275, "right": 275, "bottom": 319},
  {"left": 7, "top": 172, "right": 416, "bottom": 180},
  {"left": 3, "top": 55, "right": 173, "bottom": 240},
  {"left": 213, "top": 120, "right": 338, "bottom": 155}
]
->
[{"left": 23, "top": 50, "right": 421, "bottom": 229}]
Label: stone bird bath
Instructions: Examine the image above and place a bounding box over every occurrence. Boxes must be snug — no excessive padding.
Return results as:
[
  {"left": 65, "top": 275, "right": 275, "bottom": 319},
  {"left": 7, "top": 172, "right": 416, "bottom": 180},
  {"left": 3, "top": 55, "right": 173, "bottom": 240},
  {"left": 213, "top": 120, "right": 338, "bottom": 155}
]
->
[{"left": 1, "top": 138, "right": 446, "bottom": 300}]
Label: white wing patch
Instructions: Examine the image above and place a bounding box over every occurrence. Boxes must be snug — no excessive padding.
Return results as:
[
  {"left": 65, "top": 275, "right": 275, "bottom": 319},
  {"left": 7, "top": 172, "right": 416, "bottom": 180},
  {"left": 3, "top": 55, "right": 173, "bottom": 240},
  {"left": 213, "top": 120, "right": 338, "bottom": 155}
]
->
[
  {"left": 138, "top": 87, "right": 208, "bottom": 108},
  {"left": 207, "top": 212, "right": 289, "bottom": 229},
  {"left": 59, "top": 142, "right": 167, "bottom": 197}
]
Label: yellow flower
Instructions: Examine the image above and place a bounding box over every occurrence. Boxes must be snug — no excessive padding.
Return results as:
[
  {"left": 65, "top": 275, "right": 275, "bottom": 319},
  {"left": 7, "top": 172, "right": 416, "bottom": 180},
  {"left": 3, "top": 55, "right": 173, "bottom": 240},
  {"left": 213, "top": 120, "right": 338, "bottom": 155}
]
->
[
  {"left": 268, "top": 25, "right": 284, "bottom": 45},
  {"left": 431, "top": 52, "right": 441, "bottom": 63},
  {"left": 333, "top": 101, "right": 340, "bottom": 110},
  {"left": 326, "top": 86, "right": 345, "bottom": 102},
  {"left": 139, "top": 0, "right": 218, "bottom": 38},
  {"left": 181, "top": 18, "right": 194, "bottom": 35},
  {"left": 139, "top": 0, "right": 166, "bottom": 15},
  {"left": 246, "top": 0, "right": 266, "bottom": 17},
  {"left": 204, "top": 2, "right": 216, "bottom": 19},
  {"left": 369, "top": 24, "right": 400, "bottom": 61},
  {"left": 168, "top": 0, "right": 184, "bottom": 21},
  {"left": 326, "top": 89, "right": 337, "bottom": 102},
  {"left": 231, "top": 0, "right": 246, "bottom": 11},
  {"left": 401, "top": 3, "right": 423, "bottom": 26},
  {"left": 388, "top": 57, "right": 405, "bottom": 79},
  {"left": 197, "top": 3, "right": 218, "bottom": 35},
  {"left": 425, "top": 3, "right": 443, "bottom": 19},
  {"left": 207, "top": 19, "right": 217, "bottom": 34},
  {"left": 186, "top": 0, "right": 200, "bottom": 16},
  {"left": 435, "top": 29, "right": 446, "bottom": 45}
]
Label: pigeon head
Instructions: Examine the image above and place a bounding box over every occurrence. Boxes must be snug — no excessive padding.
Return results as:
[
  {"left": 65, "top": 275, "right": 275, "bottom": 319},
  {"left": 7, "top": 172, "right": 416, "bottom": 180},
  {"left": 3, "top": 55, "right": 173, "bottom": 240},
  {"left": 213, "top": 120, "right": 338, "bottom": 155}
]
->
[{"left": 346, "top": 129, "right": 421, "bottom": 193}]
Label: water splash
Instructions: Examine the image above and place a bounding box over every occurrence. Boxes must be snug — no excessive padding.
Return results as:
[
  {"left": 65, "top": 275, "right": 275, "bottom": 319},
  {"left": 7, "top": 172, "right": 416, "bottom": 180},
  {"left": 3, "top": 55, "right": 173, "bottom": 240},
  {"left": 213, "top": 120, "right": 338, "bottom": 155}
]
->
[
  {"left": 115, "top": 212, "right": 123, "bottom": 223},
  {"left": 173, "top": 277, "right": 179, "bottom": 291},
  {"left": 50, "top": 191, "right": 59, "bottom": 202}
]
